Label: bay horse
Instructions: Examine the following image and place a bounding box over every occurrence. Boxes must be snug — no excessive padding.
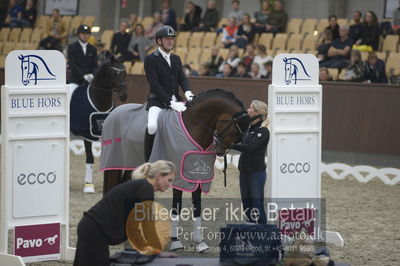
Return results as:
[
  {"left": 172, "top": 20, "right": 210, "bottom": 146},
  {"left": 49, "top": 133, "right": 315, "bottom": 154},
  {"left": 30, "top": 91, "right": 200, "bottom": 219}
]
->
[
  {"left": 70, "top": 56, "right": 127, "bottom": 193},
  {"left": 100, "top": 89, "right": 251, "bottom": 252}
]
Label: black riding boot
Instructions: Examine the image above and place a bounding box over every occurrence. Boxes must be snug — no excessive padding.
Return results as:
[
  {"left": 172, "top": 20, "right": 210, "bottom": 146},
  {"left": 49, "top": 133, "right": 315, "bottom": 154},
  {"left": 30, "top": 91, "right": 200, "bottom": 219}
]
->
[{"left": 144, "top": 129, "right": 155, "bottom": 162}]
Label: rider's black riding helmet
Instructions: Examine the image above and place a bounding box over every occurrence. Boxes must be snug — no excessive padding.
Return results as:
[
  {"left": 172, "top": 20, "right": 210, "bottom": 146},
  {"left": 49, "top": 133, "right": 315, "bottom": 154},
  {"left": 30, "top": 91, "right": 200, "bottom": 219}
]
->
[
  {"left": 77, "top": 24, "right": 91, "bottom": 35},
  {"left": 155, "top": 25, "right": 177, "bottom": 42}
]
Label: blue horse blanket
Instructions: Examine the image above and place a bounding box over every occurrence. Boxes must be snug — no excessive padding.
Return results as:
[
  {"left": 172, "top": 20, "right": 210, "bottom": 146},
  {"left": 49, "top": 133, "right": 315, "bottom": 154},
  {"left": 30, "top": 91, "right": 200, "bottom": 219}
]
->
[{"left": 70, "top": 83, "right": 112, "bottom": 141}]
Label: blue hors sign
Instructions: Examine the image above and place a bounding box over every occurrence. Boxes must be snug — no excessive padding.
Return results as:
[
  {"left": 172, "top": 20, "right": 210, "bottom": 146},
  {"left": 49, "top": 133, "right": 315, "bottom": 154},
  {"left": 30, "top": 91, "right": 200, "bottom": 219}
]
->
[
  {"left": 272, "top": 54, "right": 319, "bottom": 86},
  {"left": 5, "top": 50, "right": 65, "bottom": 87},
  {"left": 18, "top": 54, "right": 57, "bottom": 86}
]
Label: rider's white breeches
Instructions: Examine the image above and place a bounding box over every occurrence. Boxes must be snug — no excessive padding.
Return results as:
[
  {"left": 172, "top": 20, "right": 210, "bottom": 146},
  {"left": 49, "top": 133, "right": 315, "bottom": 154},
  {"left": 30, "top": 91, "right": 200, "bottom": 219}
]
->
[{"left": 147, "top": 106, "right": 162, "bottom": 135}]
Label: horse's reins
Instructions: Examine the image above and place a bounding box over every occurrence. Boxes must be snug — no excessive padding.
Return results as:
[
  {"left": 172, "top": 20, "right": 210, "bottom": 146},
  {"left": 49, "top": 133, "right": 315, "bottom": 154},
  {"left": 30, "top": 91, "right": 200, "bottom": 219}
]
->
[{"left": 185, "top": 99, "right": 249, "bottom": 186}]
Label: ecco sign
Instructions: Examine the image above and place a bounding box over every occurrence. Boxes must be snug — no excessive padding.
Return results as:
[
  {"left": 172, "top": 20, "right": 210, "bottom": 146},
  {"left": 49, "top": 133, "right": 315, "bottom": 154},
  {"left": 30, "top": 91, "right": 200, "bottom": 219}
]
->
[
  {"left": 16, "top": 171, "right": 56, "bottom": 185},
  {"left": 280, "top": 162, "right": 311, "bottom": 174}
]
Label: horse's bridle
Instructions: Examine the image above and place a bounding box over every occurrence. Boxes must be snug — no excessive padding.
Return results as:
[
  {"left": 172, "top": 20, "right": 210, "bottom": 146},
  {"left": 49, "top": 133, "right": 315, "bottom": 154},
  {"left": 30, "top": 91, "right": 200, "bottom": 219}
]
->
[
  {"left": 188, "top": 101, "right": 249, "bottom": 154},
  {"left": 214, "top": 111, "right": 249, "bottom": 152},
  {"left": 90, "top": 65, "right": 127, "bottom": 94}
]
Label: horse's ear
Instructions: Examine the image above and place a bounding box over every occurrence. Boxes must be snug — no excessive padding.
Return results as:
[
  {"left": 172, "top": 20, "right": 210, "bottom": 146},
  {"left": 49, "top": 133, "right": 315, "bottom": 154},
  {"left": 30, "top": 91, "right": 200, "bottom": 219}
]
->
[{"left": 109, "top": 54, "right": 115, "bottom": 64}]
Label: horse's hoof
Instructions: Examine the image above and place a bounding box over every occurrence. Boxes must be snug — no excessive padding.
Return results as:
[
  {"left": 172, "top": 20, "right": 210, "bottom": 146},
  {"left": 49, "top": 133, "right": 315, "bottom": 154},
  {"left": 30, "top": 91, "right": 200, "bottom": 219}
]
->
[
  {"left": 195, "top": 241, "right": 209, "bottom": 253},
  {"left": 83, "top": 183, "right": 95, "bottom": 193},
  {"left": 170, "top": 240, "right": 183, "bottom": 251}
]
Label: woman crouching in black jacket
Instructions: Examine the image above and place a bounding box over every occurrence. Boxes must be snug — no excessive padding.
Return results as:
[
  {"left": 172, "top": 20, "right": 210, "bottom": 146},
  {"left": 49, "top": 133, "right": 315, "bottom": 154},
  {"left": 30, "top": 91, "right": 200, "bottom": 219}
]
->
[{"left": 231, "top": 100, "right": 270, "bottom": 224}]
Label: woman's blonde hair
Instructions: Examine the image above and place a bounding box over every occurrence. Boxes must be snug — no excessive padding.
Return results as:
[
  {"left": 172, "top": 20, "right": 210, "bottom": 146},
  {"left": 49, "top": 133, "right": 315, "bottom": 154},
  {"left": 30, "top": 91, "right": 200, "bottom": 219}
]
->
[
  {"left": 251, "top": 100, "right": 269, "bottom": 128},
  {"left": 133, "top": 160, "right": 176, "bottom": 179}
]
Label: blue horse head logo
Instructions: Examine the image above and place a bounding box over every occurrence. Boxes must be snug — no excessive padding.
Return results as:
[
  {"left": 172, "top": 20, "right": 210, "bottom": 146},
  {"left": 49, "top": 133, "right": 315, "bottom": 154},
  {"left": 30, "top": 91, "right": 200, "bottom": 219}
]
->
[
  {"left": 283, "top": 57, "right": 311, "bottom": 85},
  {"left": 18, "top": 54, "right": 56, "bottom": 86}
]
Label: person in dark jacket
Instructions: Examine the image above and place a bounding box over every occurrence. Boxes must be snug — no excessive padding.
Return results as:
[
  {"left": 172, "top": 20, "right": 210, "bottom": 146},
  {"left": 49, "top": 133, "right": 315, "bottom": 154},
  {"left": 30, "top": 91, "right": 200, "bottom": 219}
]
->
[
  {"left": 265, "top": 0, "right": 287, "bottom": 34},
  {"left": 111, "top": 21, "right": 131, "bottom": 59},
  {"left": 180, "top": 1, "right": 202, "bottom": 31},
  {"left": 364, "top": 52, "right": 388, "bottom": 84},
  {"left": 73, "top": 160, "right": 177, "bottom": 266},
  {"left": 325, "top": 15, "right": 340, "bottom": 41},
  {"left": 67, "top": 24, "right": 98, "bottom": 93},
  {"left": 143, "top": 25, "right": 194, "bottom": 162},
  {"left": 193, "top": 0, "right": 219, "bottom": 32},
  {"left": 235, "top": 13, "right": 256, "bottom": 48},
  {"left": 160, "top": 0, "right": 177, "bottom": 30},
  {"left": 231, "top": 100, "right": 270, "bottom": 224},
  {"left": 355, "top": 11, "right": 380, "bottom": 51},
  {"left": 349, "top": 11, "right": 362, "bottom": 42}
]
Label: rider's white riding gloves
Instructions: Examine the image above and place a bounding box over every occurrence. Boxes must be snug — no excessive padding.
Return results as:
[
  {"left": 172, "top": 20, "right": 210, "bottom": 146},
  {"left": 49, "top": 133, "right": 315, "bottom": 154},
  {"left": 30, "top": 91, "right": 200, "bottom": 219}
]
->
[
  {"left": 83, "top": 74, "right": 94, "bottom": 82},
  {"left": 170, "top": 100, "right": 187, "bottom": 112},
  {"left": 184, "top": 91, "right": 195, "bottom": 102}
]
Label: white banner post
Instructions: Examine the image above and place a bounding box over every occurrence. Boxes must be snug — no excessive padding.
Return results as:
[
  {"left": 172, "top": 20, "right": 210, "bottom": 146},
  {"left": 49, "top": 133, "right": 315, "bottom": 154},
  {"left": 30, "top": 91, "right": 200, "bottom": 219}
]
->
[
  {"left": 0, "top": 50, "right": 75, "bottom": 264},
  {"left": 267, "top": 54, "right": 343, "bottom": 246}
]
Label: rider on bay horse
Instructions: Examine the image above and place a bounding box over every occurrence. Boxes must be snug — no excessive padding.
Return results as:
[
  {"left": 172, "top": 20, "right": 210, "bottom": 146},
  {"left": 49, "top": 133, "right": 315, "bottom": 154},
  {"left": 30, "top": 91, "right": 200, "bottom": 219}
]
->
[{"left": 143, "top": 25, "right": 195, "bottom": 162}]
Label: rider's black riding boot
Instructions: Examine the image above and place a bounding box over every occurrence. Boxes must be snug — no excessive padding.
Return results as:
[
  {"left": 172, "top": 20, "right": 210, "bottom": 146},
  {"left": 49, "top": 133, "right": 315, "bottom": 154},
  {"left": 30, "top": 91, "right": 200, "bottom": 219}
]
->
[{"left": 144, "top": 129, "right": 155, "bottom": 162}]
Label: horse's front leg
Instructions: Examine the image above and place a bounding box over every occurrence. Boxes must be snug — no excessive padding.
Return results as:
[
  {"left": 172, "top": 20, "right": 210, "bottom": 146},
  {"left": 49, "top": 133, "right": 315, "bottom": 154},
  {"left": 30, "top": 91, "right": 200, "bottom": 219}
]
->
[
  {"left": 83, "top": 139, "right": 95, "bottom": 193},
  {"left": 121, "top": 170, "right": 133, "bottom": 183},
  {"left": 192, "top": 187, "right": 209, "bottom": 252},
  {"left": 103, "top": 170, "right": 122, "bottom": 196}
]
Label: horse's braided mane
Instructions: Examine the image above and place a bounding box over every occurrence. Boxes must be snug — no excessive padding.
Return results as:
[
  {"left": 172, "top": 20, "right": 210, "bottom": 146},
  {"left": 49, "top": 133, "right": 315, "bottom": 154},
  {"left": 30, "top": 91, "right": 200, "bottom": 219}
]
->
[{"left": 191, "top": 88, "right": 245, "bottom": 110}]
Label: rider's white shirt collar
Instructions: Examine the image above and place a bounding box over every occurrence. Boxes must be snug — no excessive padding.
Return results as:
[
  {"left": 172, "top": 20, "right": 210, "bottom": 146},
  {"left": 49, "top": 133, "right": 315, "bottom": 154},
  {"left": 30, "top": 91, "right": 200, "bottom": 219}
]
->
[
  {"left": 79, "top": 40, "right": 88, "bottom": 55},
  {"left": 158, "top": 47, "right": 171, "bottom": 67}
]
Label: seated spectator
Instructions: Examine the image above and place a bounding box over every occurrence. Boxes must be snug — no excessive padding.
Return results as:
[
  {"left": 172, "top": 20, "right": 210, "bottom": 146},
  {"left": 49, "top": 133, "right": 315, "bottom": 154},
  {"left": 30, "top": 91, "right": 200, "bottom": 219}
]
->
[
  {"left": 198, "top": 63, "right": 210, "bottom": 76},
  {"left": 145, "top": 12, "right": 163, "bottom": 39},
  {"left": 128, "top": 14, "right": 139, "bottom": 33},
  {"left": 363, "top": 52, "right": 387, "bottom": 84},
  {"left": 319, "top": 67, "right": 332, "bottom": 81},
  {"left": 242, "top": 43, "right": 256, "bottom": 72},
  {"left": 235, "top": 13, "right": 256, "bottom": 49},
  {"left": 219, "top": 44, "right": 241, "bottom": 73},
  {"left": 349, "top": 11, "right": 363, "bottom": 41},
  {"left": 320, "top": 25, "right": 353, "bottom": 69},
  {"left": 183, "top": 64, "right": 199, "bottom": 77},
  {"left": 193, "top": 1, "right": 219, "bottom": 32},
  {"left": 4, "top": 0, "right": 22, "bottom": 26},
  {"left": 160, "top": 0, "right": 177, "bottom": 30},
  {"left": 234, "top": 62, "right": 251, "bottom": 78},
  {"left": 221, "top": 17, "right": 239, "bottom": 48},
  {"left": 0, "top": 2, "right": 6, "bottom": 28},
  {"left": 254, "top": 0, "right": 271, "bottom": 30},
  {"left": 38, "top": 8, "right": 67, "bottom": 50},
  {"left": 95, "top": 40, "right": 111, "bottom": 65},
  {"left": 228, "top": 0, "right": 244, "bottom": 25},
  {"left": 253, "top": 44, "right": 273, "bottom": 76},
  {"left": 325, "top": 15, "right": 340, "bottom": 40},
  {"left": 392, "top": 1, "right": 400, "bottom": 34},
  {"left": 342, "top": 50, "right": 367, "bottom": 82},
  {"left": 180, "top": 1, "right": 202, "bottom": 31},
  {"left": 263, "top": 60, "right": 273, "bottom": 80},
  {"left": 215, "top": 63, "right": 235, "bottom": 78},
  {"left": 125, "top": 24, "right": 154, "bottom": 62},
  {"left": 316, "top": 29, "right": 333, "bottom": 62},
  {"left": 249, "top": 63, "right": 262, "bottom": 79},
  {"left": 354, "top": 11, "right": 379, "bottom": 51},
  {"left": 9, "top": 0, "right": 36, "bottom": 28},
  {"left": 265, "top": 0, "right": 287, "bottom": 34},
  {"left": 111, "top": 21, "right": 131, "bottom": 58},
  {"left": 206, "top": 46, "right": 224, "bottom": 76}
]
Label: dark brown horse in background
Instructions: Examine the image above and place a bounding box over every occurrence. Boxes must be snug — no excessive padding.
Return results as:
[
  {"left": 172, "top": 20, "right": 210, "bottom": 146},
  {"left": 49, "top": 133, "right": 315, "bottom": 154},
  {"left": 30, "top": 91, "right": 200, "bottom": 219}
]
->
[{"left": 70, "top": 56, "right": 127, "bottom": 193}]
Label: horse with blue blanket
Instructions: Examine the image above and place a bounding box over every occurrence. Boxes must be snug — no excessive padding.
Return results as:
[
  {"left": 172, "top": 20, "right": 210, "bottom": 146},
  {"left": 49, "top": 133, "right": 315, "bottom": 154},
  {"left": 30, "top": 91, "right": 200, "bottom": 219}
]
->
[{"left": 70, "top": 56, "right": 127, "bottom": 193}]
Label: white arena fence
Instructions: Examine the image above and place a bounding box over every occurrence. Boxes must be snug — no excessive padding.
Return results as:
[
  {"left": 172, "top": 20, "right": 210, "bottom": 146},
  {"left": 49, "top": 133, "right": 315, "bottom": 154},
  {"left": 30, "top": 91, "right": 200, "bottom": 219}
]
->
[{"left": 69, "top": 140, "right": 400, "bottom": 186}]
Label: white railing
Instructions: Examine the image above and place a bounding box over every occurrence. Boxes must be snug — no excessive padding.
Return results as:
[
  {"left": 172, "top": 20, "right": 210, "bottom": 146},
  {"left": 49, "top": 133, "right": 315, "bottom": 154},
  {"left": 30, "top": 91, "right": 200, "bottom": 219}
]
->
[{"left": 70, "top": 140, "right": 400, "bottom": 185}]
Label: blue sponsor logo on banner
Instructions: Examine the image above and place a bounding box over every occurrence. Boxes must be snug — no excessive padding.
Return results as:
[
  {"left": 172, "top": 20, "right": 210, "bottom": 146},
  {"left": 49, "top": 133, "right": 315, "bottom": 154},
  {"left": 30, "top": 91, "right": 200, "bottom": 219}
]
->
[
  {"left": 18, "top": 54, "right": 56, "bottom": 86},
  {"left": 283, "top": 57, "right": 311, "bottom": 85}
]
